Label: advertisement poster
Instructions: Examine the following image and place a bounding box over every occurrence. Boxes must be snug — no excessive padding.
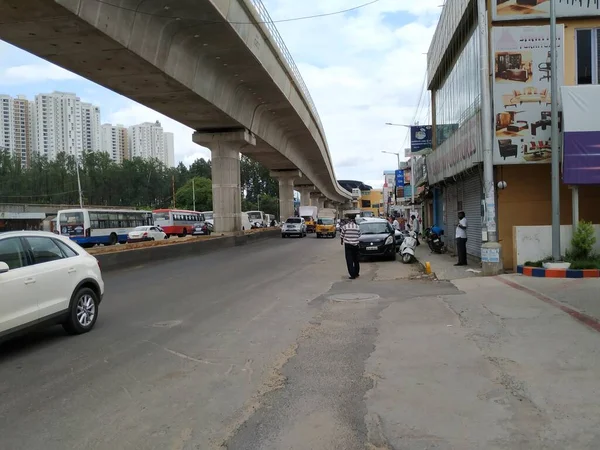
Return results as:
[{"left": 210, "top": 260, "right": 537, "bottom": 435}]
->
[
  {"left": 493, "top": 0, "right": 600, "bottom": 21},
  {"left": 395, "top": 170, "right": 405, "bottom": 187},
  {"left": 410, "top": 126, "right": 432, "bottom": 153},
  {"left": 491, "top": 25, "right": 564, "bottom": 165},
  {"left": 561, "top": 85, "right": 600, "bottom": 185}
]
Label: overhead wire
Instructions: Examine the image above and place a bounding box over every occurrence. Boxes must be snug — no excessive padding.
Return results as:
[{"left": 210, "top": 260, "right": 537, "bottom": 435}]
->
[{"left": 90, "top": 0, "right": 381, "bottom": 25}]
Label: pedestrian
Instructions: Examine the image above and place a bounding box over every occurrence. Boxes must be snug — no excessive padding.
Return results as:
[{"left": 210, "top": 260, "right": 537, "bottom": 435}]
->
[
  {"left": 455, "top": 211, "right": 468, "bottom": 266},
  {"left": 411, "top": 214, "right": 420, "bottom": 246},
  {"left": 392, "top": 216, "right": 400, "bottom": 231},
  {"left": 340, "top": 214, "right": 361, "bottom": 279}
]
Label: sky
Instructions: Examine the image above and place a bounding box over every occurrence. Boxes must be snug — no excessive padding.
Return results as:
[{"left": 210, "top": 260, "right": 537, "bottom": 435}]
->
[{"left": 0, "top": 0, "right": 440, "bottom": 189}]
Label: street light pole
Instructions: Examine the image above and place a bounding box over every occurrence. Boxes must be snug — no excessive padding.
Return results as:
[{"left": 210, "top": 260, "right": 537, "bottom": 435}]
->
[
  {"left": 549, "top": 0, "right": 561, "bottom": 261},
  {"left": 75, "top": 153, "right": 84, "bottom": 208},
  {"left": 381, "top": 150, "right": 401, "bottom": 210}
]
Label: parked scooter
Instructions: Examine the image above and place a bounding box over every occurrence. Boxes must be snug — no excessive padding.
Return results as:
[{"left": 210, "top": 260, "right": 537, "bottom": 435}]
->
[
  {"left": 400, "top": 230, "right": 417, "bottom": 264},
  {"left": 424, "top": 227, "right": 445, "bottom": 254}
]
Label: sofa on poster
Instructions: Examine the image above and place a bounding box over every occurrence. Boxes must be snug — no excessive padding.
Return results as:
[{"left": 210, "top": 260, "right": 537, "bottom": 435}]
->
[
  {"left": 491, "top": 25, "right": 564, "bottom": 165},
  {"left": 494, "top": 0, "right": 600, "bottom": 21}
]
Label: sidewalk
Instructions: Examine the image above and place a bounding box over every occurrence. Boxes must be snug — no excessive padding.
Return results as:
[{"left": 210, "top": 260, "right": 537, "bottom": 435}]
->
[{"left": 414, "top": 242, "right": 482, "bottom": 281}]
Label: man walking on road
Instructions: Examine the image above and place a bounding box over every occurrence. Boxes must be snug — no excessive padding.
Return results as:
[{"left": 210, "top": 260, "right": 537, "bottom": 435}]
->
[
  {"left": 455, "top": 211, "right": 468, "bottom": 266},
  {"left": 341, "top": 215, "right": 361, "bottom": 279},
  {"left": 410, "top": 214, "right": 420, "bottom": 246}
]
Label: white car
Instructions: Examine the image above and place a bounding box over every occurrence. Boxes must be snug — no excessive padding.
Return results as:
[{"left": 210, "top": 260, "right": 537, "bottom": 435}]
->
[
  {"left": 0, "top": 231, "right": 104, "bottom": 340},
  {"left": 281, "top": 217, "right": 307, "bottom": 238},
  {"left": 127, "top": 226, "right": 167, "bottom": 243}
]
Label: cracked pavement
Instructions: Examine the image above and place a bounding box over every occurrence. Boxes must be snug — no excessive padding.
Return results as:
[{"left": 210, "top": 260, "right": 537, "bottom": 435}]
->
[{"left": 1, "top": 236, "right": 600, "bottom": 449}]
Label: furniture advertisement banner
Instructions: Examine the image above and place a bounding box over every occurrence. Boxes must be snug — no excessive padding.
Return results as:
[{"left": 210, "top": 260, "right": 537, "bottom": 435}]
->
[
  {"left": 561, "top": 85, "right": 600, "bottom": 185},
  {"left": 492, "top": 25, "right": 564, "bottom": 165},
  {"left": 493, "top": 0, "right": 600, "bottom": 22}
]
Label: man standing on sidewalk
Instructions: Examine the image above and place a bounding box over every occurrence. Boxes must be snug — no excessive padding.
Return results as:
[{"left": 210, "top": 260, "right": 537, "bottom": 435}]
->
[
  {"left": 341, "top": 215, "right": 361, "bottom": 279},
  {"left": 455, "top": 211, "right": 468, "bottom": 266}
]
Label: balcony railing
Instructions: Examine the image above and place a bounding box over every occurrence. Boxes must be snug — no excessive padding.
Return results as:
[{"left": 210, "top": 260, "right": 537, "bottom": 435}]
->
[{"left": 248, "top": 0, "right": 323, "bottom": 130}]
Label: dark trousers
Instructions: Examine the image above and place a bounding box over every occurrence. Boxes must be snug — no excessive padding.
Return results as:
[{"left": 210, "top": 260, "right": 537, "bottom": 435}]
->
[
  {"left": 456, "top": 237, "right": 468, "bottom": 265},
  {"left": 344, "top": 244, "right": 360, "bottom": 278}
]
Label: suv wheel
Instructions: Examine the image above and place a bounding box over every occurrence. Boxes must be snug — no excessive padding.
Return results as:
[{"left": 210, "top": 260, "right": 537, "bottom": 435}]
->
[{"left": 63, "top": 287, "right": 99, "bottom": 335}]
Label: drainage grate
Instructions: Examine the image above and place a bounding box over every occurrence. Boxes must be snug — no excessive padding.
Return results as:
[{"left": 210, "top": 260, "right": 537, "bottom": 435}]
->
[{"left": 328, "top": 293, "right": 380, "bottom": 302}]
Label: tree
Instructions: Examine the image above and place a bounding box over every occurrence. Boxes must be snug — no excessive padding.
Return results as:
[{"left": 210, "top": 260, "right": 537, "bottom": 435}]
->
[{"left": 174, "top": 177, "right": 212, "bottom": 212}]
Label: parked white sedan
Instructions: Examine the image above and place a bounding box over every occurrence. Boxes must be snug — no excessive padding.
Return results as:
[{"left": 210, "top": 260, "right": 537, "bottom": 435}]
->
[
  {"left": 127, "top": 226, "right": 167, "bottom": 243},
  {"left": 0, "top": 231, "right": 104, "bottom": 341}
]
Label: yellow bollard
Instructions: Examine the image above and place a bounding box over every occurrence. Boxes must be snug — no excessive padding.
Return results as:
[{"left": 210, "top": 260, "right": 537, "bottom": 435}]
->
[{"left": 425, "top": 261, "right": 432, "bottom": 275}]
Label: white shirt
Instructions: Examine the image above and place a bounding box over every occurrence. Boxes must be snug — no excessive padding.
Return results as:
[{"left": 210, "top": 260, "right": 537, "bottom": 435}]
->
[
  {"left": 411, "top": 218, "right": 419, "bottom": 234},
  {"left": 392, "top": 219, "right": 400, "bottom": 231},
  {"left": 456, "top": 217, "right": 467, "bottom": 239}
]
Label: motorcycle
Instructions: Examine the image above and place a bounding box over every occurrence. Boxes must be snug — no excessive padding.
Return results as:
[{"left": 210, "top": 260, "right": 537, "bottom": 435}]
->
[
  {"left": 424, "top": 227, "right": 445, "bottom": 254},
  {"left": 400, "top": 230, "right": 417, "bottom": 264}
]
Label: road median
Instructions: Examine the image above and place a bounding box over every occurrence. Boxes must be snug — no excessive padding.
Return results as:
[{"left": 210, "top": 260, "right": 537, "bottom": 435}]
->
[{"left": 95, "top": 228, "right": 281, "bottom": 272}]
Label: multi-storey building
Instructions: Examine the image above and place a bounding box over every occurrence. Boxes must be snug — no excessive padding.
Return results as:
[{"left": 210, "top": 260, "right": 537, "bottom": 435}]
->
[
  {"left": 100, "top": 123, "right": 129, "bottom": 164},
  {"left": 128, "top": 121, "right": 173, "bottom": 166},
  {"left": 0, "top": 94, "right": 34, "bottom": 167},
  {"left": 424, "top": 0, "right": 600, "bottom": 270},
  {"left": 81, "top": 102, "right": 101, "bottom": 153},
  {"left": 163, "top": 132, "right": 175, "bottom": 168}
]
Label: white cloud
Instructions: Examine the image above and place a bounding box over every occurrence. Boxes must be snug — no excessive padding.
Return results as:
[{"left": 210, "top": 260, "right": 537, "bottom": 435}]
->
[{"left": 0, "top": 64, "right": 79, "bottom": 84}]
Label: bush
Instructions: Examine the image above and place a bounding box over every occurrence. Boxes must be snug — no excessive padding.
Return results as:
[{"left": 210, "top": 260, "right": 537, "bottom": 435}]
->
[
  {"left": 568, "top": 259, "right": 600, "bottom": 270},
  {"left": 569, "top": 221, "right": 596, "bottom": 261},
  {"left": 524, "top": 256, "right": 552, "bottom": 267}
]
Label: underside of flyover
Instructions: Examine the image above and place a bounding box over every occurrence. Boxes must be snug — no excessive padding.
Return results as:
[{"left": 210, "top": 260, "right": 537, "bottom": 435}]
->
[{"left": 0, "top": 0, "right": 351, "bottom": 225}]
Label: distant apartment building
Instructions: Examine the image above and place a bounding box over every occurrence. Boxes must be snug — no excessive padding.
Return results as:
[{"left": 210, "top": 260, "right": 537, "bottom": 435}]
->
[
  {"left": 100, "top": 123, "right": 129, "bottom": 164},
  {"left": 164, "top": 131, "right": 175, "bottom": 168},
  {"left": 0, "top": 94, "right": 34, "bottom": 167},
  {"left": 127, "top": 121, "right": 174, "bottom": 167}
]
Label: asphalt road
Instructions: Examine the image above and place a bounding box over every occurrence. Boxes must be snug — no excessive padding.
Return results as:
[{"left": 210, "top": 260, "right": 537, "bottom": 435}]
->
[{"left": 3, "top": 234, "right": 600, "bottom": 450}]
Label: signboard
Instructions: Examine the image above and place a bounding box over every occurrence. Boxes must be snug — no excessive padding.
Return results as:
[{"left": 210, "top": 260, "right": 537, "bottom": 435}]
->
[
  {"left": 493, "top": 0, "right": 600, "bottom": 21},
  {"left": 561, "top": 85, "right": 600, "bottom": 185},
  {"left": 491, "top": 25, "right": 564, "bottom": 165},
  {"left": 410, "top": 126, "right": 432, "bottom": 153},
  {"left": 395, "top": 170, "right": 405, "bottom": 187},
  {"left": 427, "top": 111, "right": 482, "bottom": 185}
]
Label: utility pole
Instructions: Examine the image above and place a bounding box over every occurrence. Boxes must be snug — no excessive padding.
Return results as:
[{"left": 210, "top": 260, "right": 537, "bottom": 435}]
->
[
  {"left": 192, "top": 178, "right": 196, "bottom": 211},
  {"left": 75, "top": 153, "right": 84, "bottom": 208},
  {"left": 172, "top": 175, "right": 176, "bottom": 208},
  {"left": 478, "top": 0, "right": 503, "bottom": 275},
  {"left": 549, "top": 0, "right": 561, "bottom": 262}
]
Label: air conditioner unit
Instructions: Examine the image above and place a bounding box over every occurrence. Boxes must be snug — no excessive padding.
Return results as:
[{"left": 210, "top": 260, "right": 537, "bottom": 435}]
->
[{"left": 351, "top": 188, "right": 361, "bottom": 199}]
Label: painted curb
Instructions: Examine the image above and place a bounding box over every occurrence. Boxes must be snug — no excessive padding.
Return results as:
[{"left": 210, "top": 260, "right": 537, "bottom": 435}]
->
[{"left": 517, "top": 265, "right": 600, "bottom": 278}]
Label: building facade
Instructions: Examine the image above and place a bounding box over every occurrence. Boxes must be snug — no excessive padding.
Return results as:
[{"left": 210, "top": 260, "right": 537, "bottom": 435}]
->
[
  {"left": 129, "top": 121, "right": 164, "bottom": 162},
  {"left": 425, "top": 0, "right": 600, "bottom": 269},
  {"left": 164, "top": 132, "right": 175, "bottom": 168},
  {"left": 101, "top": 123, "right": 129, "bottom": 164},
  {"left": 0, "top": 94, "right": 34, "bottom": 167}
]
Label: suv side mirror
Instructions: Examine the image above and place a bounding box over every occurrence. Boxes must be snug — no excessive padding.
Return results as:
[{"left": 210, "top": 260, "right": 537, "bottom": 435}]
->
[{"left": 0, "top": 262, "right": 10, "bottom": 274}]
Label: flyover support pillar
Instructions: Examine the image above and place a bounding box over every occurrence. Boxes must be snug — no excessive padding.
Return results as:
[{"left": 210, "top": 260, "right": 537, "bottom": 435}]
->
[
  {"left": 271, "top": 170, "right": 301, "bottom": 223},
  {"left": 299, "top": 187, "right": 312, "bottom": 207},
  {"left": 193, "top": 129, "right": 256, "bottom": 233}
]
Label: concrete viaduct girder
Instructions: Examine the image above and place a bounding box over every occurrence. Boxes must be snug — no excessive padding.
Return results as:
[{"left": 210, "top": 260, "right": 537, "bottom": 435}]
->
[{"left": 0, "top": 0, "right": 351, "bottom": 231}]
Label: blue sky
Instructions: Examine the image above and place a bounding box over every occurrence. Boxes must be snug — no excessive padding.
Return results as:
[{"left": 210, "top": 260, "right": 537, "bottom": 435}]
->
[{"left": 0, "top": 0, "right": 440, "bottom": 187}]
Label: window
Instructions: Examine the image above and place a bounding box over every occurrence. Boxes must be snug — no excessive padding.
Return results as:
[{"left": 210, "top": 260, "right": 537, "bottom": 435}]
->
[
  {"left": 576, "top": 29, "right": 600, "bottom": 85},
  {"left": 53, "top": 239, "right": 78, "bottom": 258},
  {"left": 25, "top": 237, "right": 66, "bottom": 265},
  {"left": 0, "top": 238, "right": 27, "bottom": 270},
  {"left": 361, "top": 200, "right": 372, "bottom": 208}
]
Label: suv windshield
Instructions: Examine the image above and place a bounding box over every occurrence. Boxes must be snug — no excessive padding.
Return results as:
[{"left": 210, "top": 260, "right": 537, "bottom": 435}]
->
[
  {"left": 359, "top": 222, "right": 391, "bottom": 235},
  {"left": 286, "top": 218, "right": 301, "bottom": 224}
]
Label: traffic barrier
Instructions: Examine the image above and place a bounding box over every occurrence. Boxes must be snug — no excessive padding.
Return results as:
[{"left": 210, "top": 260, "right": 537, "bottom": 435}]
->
[
  {"left": 517, "top": 265, "right": 600, "bottom": 278},
  {"left": 96, "top": 229, "right": 281, "bottom": 272}
]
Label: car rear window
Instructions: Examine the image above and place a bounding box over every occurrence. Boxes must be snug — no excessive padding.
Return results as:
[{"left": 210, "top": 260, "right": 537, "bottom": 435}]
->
[{"left": 286, "top": 218, "right": 301, "bottom": 224}]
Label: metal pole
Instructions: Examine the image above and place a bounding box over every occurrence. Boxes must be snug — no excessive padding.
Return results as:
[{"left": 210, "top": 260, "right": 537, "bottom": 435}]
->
[
  {"left": 410, "top": 156, "right": 415, "bottom": 209},
  {"left": 192, "top": 178, "right": 196, "bottom": 211},
  {"left": 571, "top": 186, "right": 579, "bottom": 231},
  {"left": 75, "top": 154, "right": 84, "bottom": 208},
  {"left": 478, "top": 0, "right": 497, "bottom": 243},
  {"left": 550, "top": 0, "right": 561, "bottom": 261}
]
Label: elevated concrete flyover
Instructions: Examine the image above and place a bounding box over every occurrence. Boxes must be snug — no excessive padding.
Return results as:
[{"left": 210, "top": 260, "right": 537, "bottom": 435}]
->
[{"left": 0, "top": 0, "right": 351, "bottom": 231}]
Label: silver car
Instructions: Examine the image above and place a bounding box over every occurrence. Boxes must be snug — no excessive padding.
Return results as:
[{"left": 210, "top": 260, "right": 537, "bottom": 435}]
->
[{"left": 281, "top": 217, "right": 307, "bottom": 238}]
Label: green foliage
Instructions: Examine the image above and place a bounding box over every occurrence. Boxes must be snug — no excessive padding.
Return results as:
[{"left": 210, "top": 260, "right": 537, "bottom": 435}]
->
[
  {"left": 523, "top": 257, "right": 552, "bottom": 268},
  {"left": 568, "top": 258, "right": 600, "bottom": 270},
  {"left": 175, "top": 177, "right": 212, "bottom": 212},
  {"left": 569, "top": 221, "right": 596, "bottom": 261},
  {"left": 0, "top": 150, "right": 278, "bottom": 212}
]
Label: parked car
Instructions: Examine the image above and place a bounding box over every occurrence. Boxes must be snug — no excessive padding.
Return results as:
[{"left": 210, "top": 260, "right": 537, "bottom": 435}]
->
[
  {"left": 127, "top": 226, "right": 167, "bottom": 243},
  {"left": 357, "top": 218, "right": 396, "bottom": 261},
  {"left": 0, "top": 231, "right": 104, "bottom": 340},
  {"left": 192, "top": 222, "right": 211, "bottom": 236},
  {"left": 281, "top": 217, "right": 307, "bottom": 238}
]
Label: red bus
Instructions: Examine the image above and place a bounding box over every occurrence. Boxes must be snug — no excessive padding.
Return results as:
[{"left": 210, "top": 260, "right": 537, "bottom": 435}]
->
[{"left": 152, "top": 209, "right": 204, "bottom": 237}]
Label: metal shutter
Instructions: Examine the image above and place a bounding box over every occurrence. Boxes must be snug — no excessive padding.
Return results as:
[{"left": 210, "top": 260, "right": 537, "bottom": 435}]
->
[
  {"left": 444, "top": 182, "right": 458, "bottom": 252},
  {"left": 462, "top": 170, "right": 483, "bottom": 258}
]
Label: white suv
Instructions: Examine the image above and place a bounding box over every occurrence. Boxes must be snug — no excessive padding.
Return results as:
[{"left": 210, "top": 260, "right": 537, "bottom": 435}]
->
[
  {"left": 281, "top": 217, "right": 307, "bottom": 238},
  {"left": 0, "top": 231, "right": 104, "bottom": 341}
]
